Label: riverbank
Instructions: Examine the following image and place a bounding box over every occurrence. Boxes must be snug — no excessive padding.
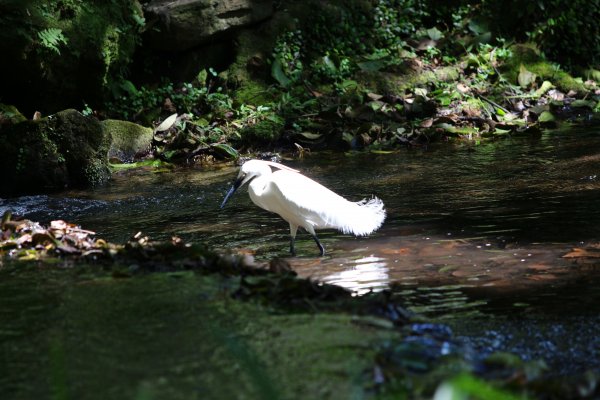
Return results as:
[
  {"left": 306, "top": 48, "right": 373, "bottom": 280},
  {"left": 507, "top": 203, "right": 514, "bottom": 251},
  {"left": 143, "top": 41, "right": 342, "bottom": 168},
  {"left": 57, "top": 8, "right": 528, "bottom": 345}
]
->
[{"left": 2, "top": 1, "right": 600, "bottom": 197}]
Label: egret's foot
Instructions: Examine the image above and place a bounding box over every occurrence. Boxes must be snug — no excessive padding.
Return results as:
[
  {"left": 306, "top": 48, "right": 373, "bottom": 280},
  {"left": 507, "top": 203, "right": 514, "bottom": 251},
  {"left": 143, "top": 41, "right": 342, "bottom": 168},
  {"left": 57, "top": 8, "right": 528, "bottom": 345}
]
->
[{"left": 289, "top": 239, "right": 296, "bottom": 257}]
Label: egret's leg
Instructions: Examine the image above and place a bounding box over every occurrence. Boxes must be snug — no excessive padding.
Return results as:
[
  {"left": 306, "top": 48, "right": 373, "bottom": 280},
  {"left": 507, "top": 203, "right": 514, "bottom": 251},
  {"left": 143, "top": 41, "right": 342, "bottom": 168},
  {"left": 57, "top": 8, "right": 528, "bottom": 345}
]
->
[
  {"left": 289, "top": 224, "right": 298, "bottom": 256},
  {"left": 305, "top": 225, "right": 325, "bottom": 256},
  {"left": 311, "top": 234, "right": 325, "bottom": 256}
]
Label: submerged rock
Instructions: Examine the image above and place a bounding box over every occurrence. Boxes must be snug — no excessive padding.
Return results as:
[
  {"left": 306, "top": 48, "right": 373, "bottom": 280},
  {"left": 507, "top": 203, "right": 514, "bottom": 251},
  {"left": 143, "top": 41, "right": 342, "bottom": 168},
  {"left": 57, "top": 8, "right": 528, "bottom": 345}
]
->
[{"left": 0, "top": 109, "right": 111, "bottom": 196}]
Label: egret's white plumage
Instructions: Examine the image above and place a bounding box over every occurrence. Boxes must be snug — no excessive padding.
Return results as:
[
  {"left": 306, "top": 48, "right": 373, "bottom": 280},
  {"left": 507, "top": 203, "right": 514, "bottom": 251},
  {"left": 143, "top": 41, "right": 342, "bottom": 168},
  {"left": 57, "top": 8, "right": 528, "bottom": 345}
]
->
[{"left": 221, "top": 159, "right": 386, "bottom": 256}]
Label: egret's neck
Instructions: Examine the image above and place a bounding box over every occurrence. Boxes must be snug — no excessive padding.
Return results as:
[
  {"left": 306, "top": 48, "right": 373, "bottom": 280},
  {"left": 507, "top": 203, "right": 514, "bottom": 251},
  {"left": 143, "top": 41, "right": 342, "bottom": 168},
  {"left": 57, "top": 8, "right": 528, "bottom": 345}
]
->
[
  {"left": 248, "top": 175, "right": 268, "bottom": 196},
  {"left": 248, "top": 175, "right": 271, "bottom": 209}
]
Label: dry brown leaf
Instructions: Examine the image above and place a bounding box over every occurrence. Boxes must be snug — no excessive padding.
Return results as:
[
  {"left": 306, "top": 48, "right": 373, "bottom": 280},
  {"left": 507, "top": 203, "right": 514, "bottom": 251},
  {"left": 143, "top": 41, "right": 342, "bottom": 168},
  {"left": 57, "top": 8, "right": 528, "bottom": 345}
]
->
[
  {"left": 563, "top": 248, "right": 600, "bottom": 258},
  {"left": 457, "top": 83, "right": 470, "bottom": 94},
  {"left": 420, "top": 118, "right": 434, "bottom": 128},
  {"left": 367, "top": 92, "right": 384, "bottom": 101}
]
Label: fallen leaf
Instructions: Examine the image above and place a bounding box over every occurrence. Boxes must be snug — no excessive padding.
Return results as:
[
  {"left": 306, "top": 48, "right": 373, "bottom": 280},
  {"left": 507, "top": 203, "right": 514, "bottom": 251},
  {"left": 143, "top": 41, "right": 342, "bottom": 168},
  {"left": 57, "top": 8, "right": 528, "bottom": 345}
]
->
[
  {"left": 419, "top": 118, "right": 434, "bottom": 128},
  {"left": 31, "top": 232, "right": 55, "bottom": 246},
  {"left": 518, "top": 64, "right": 537, "bottom": 88},
  {"left": 538, "top": 111, "right": 556, "bottom": 123},
  {"left": 548, "top": 90, "right": 564, "bottom": 101},
  {"left": 563, "top": 248, "right": 600, "bottom": 258},
  {"left": 457, "top": 83, "right": 470, "bottom": 94},
  {"left": 367, "top": 92, "right": 383, "bottom": 101},
  {"left": 381, "top": 248, "right": 412, "bottom": 255},
  {"left": 534, "top": 80, "right": 554, "bottom": 97},
  {"left": 58, "top": 244, "right": 80, "bottom": 254},
  {"left": 16, "top": 234, "right": 32, "bottom": 245},
  {"left": 527, "top": 274, "right": 557, "bottom": 281},
  {"left": 155, "top": 113, "right": 178, "bottom": 132},
  {"left": 298, "top": 132, "right": 323, "bottom": 140},
  {"left": 51, "top": 220, "right": 68, "bottom": 230}
]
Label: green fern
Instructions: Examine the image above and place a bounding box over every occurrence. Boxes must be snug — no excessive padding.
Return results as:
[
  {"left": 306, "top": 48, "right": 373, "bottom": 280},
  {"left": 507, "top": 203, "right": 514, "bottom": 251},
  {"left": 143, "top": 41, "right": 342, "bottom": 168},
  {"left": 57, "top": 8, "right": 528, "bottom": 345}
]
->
[{"left": 37, "top": 28, "right": 68, "bottom": 55}]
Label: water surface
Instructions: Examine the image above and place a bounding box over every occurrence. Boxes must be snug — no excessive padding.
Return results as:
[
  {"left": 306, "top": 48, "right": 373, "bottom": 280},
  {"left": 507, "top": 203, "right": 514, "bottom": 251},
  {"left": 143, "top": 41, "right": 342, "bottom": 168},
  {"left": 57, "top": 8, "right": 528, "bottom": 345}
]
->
[{"left": 2, "top": 125, "right": 600, "bottom": 379}]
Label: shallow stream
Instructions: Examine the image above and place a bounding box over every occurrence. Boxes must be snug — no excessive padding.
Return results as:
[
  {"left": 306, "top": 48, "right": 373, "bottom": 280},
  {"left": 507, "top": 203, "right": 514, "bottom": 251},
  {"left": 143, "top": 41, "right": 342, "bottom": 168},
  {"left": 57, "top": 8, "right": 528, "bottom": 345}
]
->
[{"left": 2, "top": 126, "right": 600, "bottom": 395}]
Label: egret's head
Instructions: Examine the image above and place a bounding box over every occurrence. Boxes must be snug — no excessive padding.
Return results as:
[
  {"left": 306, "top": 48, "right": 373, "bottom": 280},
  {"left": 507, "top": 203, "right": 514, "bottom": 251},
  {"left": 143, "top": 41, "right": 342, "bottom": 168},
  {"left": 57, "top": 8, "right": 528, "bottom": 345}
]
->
[{"left": 220, "top": 160, "right": 273, "bottom": 208}]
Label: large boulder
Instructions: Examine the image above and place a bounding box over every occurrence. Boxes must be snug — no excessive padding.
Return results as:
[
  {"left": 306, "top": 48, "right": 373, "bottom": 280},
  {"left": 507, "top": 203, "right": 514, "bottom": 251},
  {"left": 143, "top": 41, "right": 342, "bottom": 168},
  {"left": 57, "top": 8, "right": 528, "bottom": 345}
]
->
[
  {"left": 143, "top": 0, "right": 274, "bottom": 52},
  {"left": 0, "top": 110, "right": 111, "bottom": 197}
]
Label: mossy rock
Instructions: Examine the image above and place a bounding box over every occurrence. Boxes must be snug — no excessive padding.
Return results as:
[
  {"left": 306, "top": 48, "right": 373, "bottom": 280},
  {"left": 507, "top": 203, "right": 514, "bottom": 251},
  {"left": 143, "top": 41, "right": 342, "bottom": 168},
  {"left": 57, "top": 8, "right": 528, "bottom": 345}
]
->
[
  {"left": 0, "top": 109, "right": 111, "bottom": 196},
  {"left": 356, "top": 65, "right": 460, "bottom": 95},
  {"left": 508, "top": 43, "right": 544, "bottom": 65},
  {"left": 226, "top": 4, "right": 305, "bottom": 105},
  {"left": 234, "top": 79, "right": 275, "bottom": 107},
  {"left": 239, "top": 115, "right": 285, "bottom": 145},
  {"left": 0, "top": 104, "right": 27, "bottom": 128},
  {"left": 102, "top": 119, "right": 153, "bottom": 163},
  {"left": 501, "top": 44, "right": 587, "bottom": 94}
]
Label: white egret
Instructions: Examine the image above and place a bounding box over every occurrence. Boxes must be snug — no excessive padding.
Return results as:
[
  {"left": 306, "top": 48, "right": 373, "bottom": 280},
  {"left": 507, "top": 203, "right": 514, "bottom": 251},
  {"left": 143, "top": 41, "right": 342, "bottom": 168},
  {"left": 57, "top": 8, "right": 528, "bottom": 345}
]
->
[{"left": 220, "top": 159, "right": 386, "bottom": 256}]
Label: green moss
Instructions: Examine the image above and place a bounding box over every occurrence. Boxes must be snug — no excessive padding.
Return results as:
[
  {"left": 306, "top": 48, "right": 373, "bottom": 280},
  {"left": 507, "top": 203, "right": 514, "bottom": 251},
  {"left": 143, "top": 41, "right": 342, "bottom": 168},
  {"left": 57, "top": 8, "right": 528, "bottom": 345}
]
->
[
  {"left": 244, "top": 313, "right": 396, "bottom": 398},
  {"left": 356, "top": 65, "right": 461, "bottom": 95},
  {"left": 227, "top": 6, "right": 297, "bottom": 84},
  {"left": 84, "top": 158, "right": 109, "bottom": 186},
  {"left": 240, "top": 115, "right": 285, "bottom": 145},
  {"left": 234, "top": 80, "right": 274, "bottom": 107},
  {"left": 46, "top": 109, "right": 111, "bottom": 186},
  {"left": 0, "top": 103, "right": 27, "bottom": 125},
  {"left": 0, "top": 262, "right": 402, "bottom": 400},
  {"left": 501, "top": 43, "right": 587, "bottom": 93},
  {"left": 434, "top": 66, "right": 461, "bottom": 82},
  {"left": 101, "top": 119, "right": 153, "bottom": 163},
  {"left": 527, "top": 62, "right": 586, "bottom": 93},
  {"left": 508, "top": 43, "right": 544, "bottom": 65}
]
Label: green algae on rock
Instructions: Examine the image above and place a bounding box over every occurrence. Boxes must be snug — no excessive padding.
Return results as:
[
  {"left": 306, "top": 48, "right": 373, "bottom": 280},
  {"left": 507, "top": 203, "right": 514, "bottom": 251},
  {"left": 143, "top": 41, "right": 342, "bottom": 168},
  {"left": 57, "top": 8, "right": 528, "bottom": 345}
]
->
[{"left": 102, "top": 119, "right": 154, "bottom": 163}]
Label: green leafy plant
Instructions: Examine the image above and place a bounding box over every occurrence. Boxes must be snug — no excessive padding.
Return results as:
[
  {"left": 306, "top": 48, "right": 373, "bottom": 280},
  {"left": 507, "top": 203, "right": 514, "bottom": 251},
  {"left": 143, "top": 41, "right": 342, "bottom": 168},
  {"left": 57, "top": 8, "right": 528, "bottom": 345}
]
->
[
  {"left": 272, "top": 30, "right": 304, "bottom": 87},
  {"left": 271, "top": 0, "right": 429, "bottom": 87},
  {"left": 480, "top": 0, "right": 600, "bottom": 68},
  {"left": 81, "top": 103, "right": 93, "bottom": 116},
  {"left": 37, "top": 28, "right": 68, "bottom": 55}
]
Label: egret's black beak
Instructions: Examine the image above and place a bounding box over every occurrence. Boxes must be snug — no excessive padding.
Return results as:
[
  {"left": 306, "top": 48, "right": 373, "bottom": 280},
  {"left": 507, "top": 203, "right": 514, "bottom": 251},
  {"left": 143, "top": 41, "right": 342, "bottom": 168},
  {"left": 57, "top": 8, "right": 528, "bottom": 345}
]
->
[{"left": 220, "top": 177, "right": 243, "bottom": 209}]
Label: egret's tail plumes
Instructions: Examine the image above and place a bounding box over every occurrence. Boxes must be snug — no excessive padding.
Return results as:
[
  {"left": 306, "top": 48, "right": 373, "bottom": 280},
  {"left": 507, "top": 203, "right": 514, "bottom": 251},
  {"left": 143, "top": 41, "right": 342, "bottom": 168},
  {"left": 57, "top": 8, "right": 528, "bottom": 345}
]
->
[{"left": 334, "top": 196, "right": 386, "bottom": 236}]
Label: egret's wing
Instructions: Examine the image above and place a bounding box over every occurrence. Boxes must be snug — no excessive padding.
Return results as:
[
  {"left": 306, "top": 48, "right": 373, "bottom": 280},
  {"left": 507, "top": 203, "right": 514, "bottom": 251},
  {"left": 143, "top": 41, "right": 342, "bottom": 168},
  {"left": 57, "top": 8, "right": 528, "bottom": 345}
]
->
[
  {"left": 269, "top": 170, "right": 385, "bottom": 235},
  {"left": 263, "top": 161, "right": 299, "bottom": 173}
]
